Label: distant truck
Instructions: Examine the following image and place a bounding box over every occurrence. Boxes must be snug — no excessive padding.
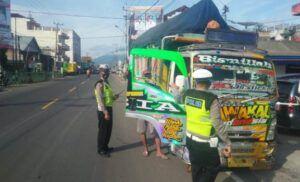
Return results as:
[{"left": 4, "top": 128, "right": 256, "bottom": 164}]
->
[
  {"left": 63, "top": 62, "right": 78, "bottom": 75},
  {"left": 126, "top": 29, "right": 278, "bottom": 169}
]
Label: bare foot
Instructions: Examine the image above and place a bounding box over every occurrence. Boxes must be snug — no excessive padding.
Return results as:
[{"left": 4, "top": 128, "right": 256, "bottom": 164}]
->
[
  {"left": 143, "top": 151, "right": 149, "bottom": 157},
  {"left": 156, "top": 153, "right": 169, "bottom": 160}
]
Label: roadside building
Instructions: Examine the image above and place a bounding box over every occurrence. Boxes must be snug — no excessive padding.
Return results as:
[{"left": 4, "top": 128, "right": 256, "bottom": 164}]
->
[
  {"left": 81, "top": 56, "right": 92, "bottom": 64},
  {"left": 128, "top": 6, "right": 163, "bottom": 46},
  {"left": 6, "top": 36, "right": 41, "bottom": 71},
  {"left": 10, "top": 13, "right": 81, "bottom": 70},
  {"left": 63, "top": 29, "right": 81, "bottom": 63},
  {"left": 258, "top": 39, "right": 300, "bottom": 74},
  {"left": 80, "top": 56, "right": 92, "bottom": 72}
]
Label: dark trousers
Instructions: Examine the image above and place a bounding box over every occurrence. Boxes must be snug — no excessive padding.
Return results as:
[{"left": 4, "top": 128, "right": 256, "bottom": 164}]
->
[
  {"left": 186, "top": 137, "right": 220, "bottom": 182},
  {"left": 97, "top": 107, "right": 113, "bottom": 152}
]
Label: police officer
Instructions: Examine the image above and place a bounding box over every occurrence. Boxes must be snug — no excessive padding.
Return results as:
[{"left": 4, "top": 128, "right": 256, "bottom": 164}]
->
[
  {"left": 95, "top": 65, "right": 119, "bottom": 157},
  {"left": 184, "top": 69, "right": 231, "bottom": 182}
]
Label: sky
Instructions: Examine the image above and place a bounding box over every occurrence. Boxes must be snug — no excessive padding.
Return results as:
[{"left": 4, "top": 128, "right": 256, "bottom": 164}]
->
[{"left": 10, "top": 0, "right": 300, "bottom": 59}]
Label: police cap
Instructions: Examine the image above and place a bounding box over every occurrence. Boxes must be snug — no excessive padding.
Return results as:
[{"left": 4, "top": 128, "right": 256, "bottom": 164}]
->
[{"left": 192, "top": 69, "right": 213, "bottom": 80}]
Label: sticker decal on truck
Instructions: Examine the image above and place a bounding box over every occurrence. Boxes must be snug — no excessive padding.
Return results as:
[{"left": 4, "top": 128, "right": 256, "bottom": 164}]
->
[
  {"left": 195, "top": 55, "right": 273, "bottom": 69},
  {"left": 162, "top": 118, "right": 183, "bottom": 142},
  {"left": 221, "top": 105, "right": 270, "bottom": 120}
]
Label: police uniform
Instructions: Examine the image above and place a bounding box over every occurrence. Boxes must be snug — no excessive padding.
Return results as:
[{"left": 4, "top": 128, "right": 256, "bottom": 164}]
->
[
  {"left": 184, "top": 69, "right": 231, "bottom": 182},
  {"left": 95, "top": 78, "right": 114, "bottom": 155}
]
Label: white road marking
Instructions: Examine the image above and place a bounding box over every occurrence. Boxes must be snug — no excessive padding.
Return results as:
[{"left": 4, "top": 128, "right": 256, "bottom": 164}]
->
[
  {"left": 225, "top": 171, "right": 245, "bottom": 182},
  {"left": 68, "top": 87, "right": 77, "bottom": 93}
]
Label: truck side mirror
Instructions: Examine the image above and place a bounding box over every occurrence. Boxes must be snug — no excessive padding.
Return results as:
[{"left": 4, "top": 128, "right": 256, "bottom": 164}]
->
[{"left": 175, "top": 75, "right": 186, "bottom": 92}]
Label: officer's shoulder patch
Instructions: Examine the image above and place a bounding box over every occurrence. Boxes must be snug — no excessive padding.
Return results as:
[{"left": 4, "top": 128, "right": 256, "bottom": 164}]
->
[{"left": 185, "top": 97, "right": 203, "bottom": 108}]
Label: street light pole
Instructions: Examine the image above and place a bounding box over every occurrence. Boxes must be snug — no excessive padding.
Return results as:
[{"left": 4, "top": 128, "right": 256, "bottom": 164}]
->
[
  {"left": 123, "top": 5, "right": 129, "bottom": 64},
  {"left": 114, "top": 25, "right": 127, "bottom": 63}
]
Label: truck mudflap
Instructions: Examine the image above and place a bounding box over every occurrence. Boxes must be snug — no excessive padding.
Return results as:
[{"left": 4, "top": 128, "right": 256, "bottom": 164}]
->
[{"left": 219, "top": 141, "right": 276, "bottom": 170}]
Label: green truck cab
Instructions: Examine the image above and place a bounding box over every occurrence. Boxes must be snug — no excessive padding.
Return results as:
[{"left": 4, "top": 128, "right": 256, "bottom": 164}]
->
[{"left": 126, "top": 29, "right": 278, "bottom": 169}]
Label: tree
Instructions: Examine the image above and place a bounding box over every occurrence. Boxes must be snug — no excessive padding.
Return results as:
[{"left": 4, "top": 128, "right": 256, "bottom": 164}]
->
[{"left": 0, "top": 49, "right": 8, "bottom": 70}]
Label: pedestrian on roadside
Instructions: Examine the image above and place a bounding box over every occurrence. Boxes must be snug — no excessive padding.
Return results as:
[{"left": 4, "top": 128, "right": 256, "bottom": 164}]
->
[
  {"left": 94, "top": 65, "right": 119, "bottom": 157},
  {"left": 137, "top": 119, "right": 169, "bottom": 160},
  {"left": 183, "top": 69, "right": 231, "bottom": 182},
  {"left": 86, "top": 68, "right": 91, "bottom": 79}
]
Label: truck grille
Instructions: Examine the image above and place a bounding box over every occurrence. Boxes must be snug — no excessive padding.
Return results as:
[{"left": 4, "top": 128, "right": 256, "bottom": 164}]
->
[
  {"left": 232, "top": 148, "right": 255, "bottom": 153},
  {"left": 228, "top": 131, "right": 253, "bottom": 138}
]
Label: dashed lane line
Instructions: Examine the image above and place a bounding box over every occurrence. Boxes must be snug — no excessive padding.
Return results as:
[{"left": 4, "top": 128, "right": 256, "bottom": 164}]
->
[
  {"left": 41, "top": 98, "right": 59, "bottom": 110},
  {"left": 68, "top": 87, "right": 77, "bottom": 93}
]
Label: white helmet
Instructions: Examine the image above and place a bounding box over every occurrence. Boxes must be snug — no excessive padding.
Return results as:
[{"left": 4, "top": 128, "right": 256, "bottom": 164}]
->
[
  {"left": 192, "top": 69, "right": 212, "bottom": 80},
  {"left": 99, "top": 64, "right": 109, "bottom": 69}
]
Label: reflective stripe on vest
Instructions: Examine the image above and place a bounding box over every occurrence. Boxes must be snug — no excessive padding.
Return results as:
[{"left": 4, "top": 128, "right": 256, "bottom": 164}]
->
[
  {"left": 94, "top": 89, "right": 101, "bottom": 105},
  {"left": 185, "top": 96, "right": 213, "bottom": 138},
  {"left": 94, "top": 82, "right": 113, "bottom": 107}
]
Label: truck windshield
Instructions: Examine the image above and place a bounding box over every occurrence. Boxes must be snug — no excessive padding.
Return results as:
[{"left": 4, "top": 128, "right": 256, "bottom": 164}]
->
[
  {"left": 193, "top": 54, "right": 276, "bottom": 94},
  {"left": 133, "top": 56, "right": 171, "bottom": 93}
]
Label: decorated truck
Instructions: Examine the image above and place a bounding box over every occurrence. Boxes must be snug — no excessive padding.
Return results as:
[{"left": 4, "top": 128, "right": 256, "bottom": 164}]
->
[
  {"left": 63, "top": 62, "right": 78, "bottom": 75},
  {"left": 126, "top": 29, "right": 278, "bottom": 169}
]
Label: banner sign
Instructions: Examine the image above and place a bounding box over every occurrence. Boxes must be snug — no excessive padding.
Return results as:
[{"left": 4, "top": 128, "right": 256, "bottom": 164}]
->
[{"left": 0, "top": 0, "right": 12, "bottom": 49}]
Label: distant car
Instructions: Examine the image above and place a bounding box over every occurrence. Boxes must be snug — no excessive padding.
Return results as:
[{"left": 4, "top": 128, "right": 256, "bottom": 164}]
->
[
  {"left": 93, "top": 69, "right": 100, "bottom": 74},
  {"left": 276, "top": 76, "right": 300, "bottom": 130}
]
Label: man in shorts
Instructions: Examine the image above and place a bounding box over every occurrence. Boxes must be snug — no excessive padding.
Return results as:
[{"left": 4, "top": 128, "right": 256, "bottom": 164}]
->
[{"left": 137, "top": 119, "right": 168, "bottom": 160}]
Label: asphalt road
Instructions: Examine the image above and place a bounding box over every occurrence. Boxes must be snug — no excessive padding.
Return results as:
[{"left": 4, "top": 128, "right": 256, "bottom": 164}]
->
[{"left": 0, "top": 74, "right": 299, "bottom": 182}]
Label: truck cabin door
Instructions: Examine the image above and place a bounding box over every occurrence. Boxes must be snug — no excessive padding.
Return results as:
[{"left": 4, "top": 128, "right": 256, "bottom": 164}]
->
[{"left": 126, "top": 48, "right": 189, "bottom": 145}]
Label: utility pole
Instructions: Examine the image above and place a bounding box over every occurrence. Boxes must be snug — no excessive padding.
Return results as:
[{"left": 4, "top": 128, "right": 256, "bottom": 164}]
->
[
  {"left": 222, "top": 5, "right": 229, "bottom": 23},
  {"left": 125, "top": 14, "right": 128, "bottom": 63},
  {"left": 18, "top": 36, "right": 21, "bottom": 61},
  {"left": 53, "top": 22, "right": 63, "bottom": 78},
  {"left": 14, "top": 17, "right": 17, "bottom": 63}
]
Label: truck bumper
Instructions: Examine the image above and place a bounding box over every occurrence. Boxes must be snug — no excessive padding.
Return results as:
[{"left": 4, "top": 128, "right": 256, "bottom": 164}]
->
[{"left": 219, "top": 141, "right": 276, "bottom": 170}]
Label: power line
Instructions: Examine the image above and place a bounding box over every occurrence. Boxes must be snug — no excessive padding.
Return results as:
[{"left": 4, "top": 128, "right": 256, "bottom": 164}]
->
[
  {"left": 144, "top": 0, "right": 160, "bottom": 14},
  {"left": 164, "top": 0, "right": 177, "bottom": 11},
  {"left": 35, "top": 0, "right": 49, "bottom": 10},
  {"left": 228, "top": 18, "right": 300, "bottom": 25},
  {"left": 26, "top": 0, "right": 40, "bottom": 10},
  {"left": 216, "top": 0, "right": 225, "bottom": 6},
  {"left": 128, "top": 0, "right": 141, "bottom": 6},
  {"left": 11, "top": 35, "right": 124, "bottom": 40},
  {"left": 136, "top": 0, "right": 142, "bottom": 6},
  {"left": 82, "top": 35, "right": 124, "bottom": 39},
  {"left": 216, "top": 0, "right": 233, "bottom": 6},
  {"left": 262, "top": 18, "right": 300, "bottom": 24},
  {"left": 11, "top": 9, "right": 124, "bottom": 20}
]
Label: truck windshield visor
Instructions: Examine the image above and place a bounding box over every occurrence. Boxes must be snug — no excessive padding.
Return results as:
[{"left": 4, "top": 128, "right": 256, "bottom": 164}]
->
[{"left": 193, "top": 54, "right": 276, "bottom": 94}]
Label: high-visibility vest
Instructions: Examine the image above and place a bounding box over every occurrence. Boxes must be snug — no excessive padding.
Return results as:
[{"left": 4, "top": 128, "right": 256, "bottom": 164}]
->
[
  {"left": 94, "top": 80, "right": 113, "bottom": 107},
  {"left": 184, "top": 89, "right": 217, "bottom": 138}
]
